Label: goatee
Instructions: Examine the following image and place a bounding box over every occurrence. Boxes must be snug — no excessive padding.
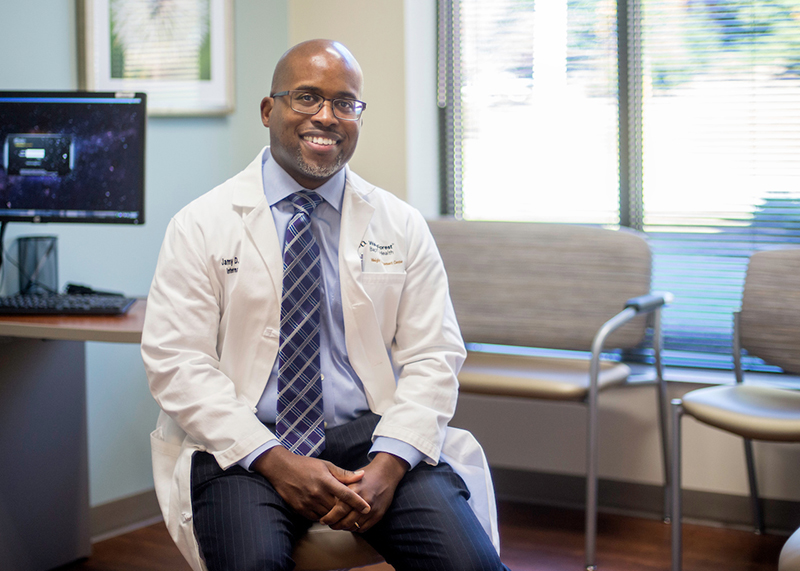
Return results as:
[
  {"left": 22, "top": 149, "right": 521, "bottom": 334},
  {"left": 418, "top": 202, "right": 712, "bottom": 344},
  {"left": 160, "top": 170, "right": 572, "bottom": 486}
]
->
[{"left": 295, "top": 148, "right": 344, "bottom": 181}]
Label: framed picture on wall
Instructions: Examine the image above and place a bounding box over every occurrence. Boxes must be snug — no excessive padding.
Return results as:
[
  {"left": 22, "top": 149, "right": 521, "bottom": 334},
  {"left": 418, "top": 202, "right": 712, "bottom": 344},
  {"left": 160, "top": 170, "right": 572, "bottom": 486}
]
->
[{"left": 77, "top": 0, "right": 235, "bottom": 116}]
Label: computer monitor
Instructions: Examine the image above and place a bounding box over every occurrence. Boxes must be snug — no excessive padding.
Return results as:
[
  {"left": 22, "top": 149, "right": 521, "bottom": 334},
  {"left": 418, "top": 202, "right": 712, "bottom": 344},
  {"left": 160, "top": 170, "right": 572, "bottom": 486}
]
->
[{"left": 0, "top": 91, "right": 146, "bottom": 225}]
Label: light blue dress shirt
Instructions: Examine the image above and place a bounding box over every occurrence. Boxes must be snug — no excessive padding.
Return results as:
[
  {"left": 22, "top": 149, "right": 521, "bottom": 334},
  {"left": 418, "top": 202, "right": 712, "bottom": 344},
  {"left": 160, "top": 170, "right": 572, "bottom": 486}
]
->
[{"left": 239, "top": 150, "right": 424, "bottom": 470}]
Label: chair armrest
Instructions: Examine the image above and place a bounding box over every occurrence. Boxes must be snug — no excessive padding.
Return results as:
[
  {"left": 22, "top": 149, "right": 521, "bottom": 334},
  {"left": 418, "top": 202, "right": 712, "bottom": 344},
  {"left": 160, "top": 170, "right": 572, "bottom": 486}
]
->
[
  {"left": 625, "top": 291, "right": 674, "bottom": 313},
  {"left": 589, "top": 291, "right": 672, "bottom": 391}
]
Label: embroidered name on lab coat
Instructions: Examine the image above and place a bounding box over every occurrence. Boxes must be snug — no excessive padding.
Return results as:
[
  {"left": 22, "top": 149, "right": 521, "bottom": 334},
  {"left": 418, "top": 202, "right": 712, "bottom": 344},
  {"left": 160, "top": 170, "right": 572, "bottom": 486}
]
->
[{"left": 221, "top": 256, "right": 239, "bottom": 274}]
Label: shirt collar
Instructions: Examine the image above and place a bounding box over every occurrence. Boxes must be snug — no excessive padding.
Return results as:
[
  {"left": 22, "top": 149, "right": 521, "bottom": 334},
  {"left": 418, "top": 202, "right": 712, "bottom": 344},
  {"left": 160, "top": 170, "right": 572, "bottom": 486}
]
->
[{"left": 262, "top": 148, "right": 345, "bottom": 213}]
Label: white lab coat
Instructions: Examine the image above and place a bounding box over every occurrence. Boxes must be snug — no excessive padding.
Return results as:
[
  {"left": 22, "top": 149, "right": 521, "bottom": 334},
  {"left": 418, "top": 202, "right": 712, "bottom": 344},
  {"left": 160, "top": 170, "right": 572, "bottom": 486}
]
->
[{"left": 141, "top": 148, "right": 499, "bottom": 570}]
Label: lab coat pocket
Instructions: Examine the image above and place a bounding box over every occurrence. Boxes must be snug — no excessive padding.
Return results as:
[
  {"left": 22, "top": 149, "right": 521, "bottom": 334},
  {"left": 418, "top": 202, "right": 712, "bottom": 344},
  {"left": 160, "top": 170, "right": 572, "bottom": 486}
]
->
[{"left": 361, "top": 272, "right": 407, "bottom": 344}]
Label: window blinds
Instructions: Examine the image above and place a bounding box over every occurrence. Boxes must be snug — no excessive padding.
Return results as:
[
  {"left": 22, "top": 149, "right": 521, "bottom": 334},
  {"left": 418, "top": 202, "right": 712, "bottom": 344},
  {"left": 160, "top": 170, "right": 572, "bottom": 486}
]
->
[
  {"left": 639, "top": 0, "right": 800, "bottom": 369},
  {"left": 440, "top": 0, "right": 800, "bottom": 371},
  {"left": 440, "top": 0, "right": 620, "bottom": 224}
]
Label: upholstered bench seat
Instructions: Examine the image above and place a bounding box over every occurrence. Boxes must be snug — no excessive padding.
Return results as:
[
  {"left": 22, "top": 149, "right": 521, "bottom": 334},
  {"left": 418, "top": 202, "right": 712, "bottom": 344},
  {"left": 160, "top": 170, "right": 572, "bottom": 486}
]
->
[{"left": 459, "top": 352, "right": 631, "bottom": 401}]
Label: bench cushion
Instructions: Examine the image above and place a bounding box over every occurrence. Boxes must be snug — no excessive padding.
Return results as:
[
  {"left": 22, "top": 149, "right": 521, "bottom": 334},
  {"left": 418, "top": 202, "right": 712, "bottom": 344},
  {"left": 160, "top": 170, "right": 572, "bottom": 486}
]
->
[{"left": 458, "top": 351, "right": 631, "bottom": 401}]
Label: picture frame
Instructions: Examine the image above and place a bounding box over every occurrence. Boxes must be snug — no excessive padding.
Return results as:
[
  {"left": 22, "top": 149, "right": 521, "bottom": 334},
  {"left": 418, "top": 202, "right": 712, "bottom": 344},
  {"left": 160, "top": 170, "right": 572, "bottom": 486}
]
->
[{"left": 77, "top": 0, "right": 235, "bottom": 116}]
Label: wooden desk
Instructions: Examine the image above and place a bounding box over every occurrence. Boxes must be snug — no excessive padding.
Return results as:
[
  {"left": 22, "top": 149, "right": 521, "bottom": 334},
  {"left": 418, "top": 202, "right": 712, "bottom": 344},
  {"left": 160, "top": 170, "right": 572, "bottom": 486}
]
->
[
  {"left": 0, "top": 298, "right": 145, "bottom": 343},
  {"left": 0, "top": 300, "right": 145, "bottom": 571}
]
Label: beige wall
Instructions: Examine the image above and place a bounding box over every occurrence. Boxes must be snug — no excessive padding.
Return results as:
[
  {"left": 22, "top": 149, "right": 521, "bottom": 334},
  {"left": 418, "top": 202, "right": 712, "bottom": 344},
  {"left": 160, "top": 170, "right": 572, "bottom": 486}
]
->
[{"left": 289, "top": 0, "right": 408, "bottom": 200}]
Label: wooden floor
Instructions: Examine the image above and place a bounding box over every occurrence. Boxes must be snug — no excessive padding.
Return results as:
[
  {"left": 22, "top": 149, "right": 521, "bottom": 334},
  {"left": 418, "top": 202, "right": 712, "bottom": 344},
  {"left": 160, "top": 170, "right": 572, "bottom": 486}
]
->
[{"left": 58, "top": 501, "right": 787, "bottom": 571}]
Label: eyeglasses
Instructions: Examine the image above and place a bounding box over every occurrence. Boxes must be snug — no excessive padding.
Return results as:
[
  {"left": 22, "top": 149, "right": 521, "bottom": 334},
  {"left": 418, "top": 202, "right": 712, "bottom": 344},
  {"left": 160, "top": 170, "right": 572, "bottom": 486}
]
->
[{"left": 272, "top": 90, "right": 366, "bottom": 121}]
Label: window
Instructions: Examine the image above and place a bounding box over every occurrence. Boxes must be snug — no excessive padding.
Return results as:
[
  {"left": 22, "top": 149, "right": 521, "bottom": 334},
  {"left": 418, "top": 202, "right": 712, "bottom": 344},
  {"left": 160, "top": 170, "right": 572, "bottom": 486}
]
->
[
  {"left": 439, "top": 0, "right": 619, "bottom": 224},
  {"left": 439, "top": 0, "right": 800, "bottom": 371}
]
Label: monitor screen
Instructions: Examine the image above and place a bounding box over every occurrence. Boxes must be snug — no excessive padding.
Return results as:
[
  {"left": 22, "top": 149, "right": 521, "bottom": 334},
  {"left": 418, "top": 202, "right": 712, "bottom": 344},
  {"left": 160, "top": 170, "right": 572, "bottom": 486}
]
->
[{"left": 0, "top": 91, "right": 146, "bottom": 224}]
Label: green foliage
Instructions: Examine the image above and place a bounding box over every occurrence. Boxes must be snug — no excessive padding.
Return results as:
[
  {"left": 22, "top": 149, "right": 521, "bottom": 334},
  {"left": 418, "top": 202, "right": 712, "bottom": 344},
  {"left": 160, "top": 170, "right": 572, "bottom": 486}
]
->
[
  {"left": 199, "top": 27, "right": 211, "bottom": 80},
  {"left": 644, "top": 0, "right": 800, "bottom": 90},
  {"left": 109, "top": 13, "right": 125, "bottom": 79}
]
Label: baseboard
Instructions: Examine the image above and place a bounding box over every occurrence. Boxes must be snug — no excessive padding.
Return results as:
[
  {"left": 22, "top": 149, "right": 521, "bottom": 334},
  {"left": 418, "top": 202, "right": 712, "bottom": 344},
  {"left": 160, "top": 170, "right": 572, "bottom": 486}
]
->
[
  {"left": 491, "top": 466, "right": 800, "bottom": 535},
  {"left": 90, "top": 489, "right": 162, "bottom": 541}
]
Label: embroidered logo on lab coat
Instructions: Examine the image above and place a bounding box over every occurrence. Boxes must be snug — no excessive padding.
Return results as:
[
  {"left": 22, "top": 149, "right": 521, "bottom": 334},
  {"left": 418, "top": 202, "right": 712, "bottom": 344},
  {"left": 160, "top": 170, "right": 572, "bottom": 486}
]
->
[{"left": 359, "top": 240, "right": 404, "bottom": 270}]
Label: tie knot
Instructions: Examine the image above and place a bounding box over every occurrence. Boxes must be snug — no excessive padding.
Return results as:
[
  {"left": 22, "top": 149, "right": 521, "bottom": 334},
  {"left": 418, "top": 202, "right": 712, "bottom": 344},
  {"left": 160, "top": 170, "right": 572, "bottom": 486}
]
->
[{"left": 290, "top": 191, "right": 323, "bottom": 217}]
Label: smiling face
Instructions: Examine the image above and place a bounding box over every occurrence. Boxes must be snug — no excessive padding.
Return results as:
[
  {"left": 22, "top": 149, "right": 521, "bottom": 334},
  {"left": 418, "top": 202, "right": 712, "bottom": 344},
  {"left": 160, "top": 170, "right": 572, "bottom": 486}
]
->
[{"left": 261, "top": 40, "right": 363, "bottom": 189}]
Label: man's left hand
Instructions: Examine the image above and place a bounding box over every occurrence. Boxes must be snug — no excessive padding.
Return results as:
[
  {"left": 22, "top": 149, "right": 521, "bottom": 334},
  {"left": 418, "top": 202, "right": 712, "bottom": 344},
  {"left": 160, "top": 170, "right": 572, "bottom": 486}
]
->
[{"left": 319, "top": 452, "right": 409, "bottom": 533}]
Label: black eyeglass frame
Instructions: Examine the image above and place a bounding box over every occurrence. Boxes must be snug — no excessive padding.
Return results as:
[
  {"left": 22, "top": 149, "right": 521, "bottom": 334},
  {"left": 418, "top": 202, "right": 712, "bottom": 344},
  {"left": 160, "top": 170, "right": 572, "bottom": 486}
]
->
[{"left": 271, "top": 90, "right": 367, "bottom": 121}]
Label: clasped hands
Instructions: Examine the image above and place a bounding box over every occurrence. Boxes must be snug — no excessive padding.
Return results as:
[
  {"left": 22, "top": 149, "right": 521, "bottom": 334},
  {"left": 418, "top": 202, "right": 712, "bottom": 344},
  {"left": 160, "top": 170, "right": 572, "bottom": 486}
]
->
[{"left": 253, "top": 446, "right": 409, "bottom": 533}]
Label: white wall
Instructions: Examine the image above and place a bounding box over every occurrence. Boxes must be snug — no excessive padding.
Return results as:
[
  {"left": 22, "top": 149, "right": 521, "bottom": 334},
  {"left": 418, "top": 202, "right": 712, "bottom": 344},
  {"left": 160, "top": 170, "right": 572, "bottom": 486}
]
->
[
  {"left": 403, "top": 0, "right": 441, "bottom": 218},
  {"left": 0, "top": 0, "right": 288, "bottom": 506}
]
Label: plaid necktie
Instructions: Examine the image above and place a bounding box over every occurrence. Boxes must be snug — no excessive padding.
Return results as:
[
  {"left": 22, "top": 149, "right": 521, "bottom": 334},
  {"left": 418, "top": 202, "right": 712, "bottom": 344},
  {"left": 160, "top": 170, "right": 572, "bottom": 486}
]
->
[{"left": 276, "top": 191, "right": 326, "bottom": 457}]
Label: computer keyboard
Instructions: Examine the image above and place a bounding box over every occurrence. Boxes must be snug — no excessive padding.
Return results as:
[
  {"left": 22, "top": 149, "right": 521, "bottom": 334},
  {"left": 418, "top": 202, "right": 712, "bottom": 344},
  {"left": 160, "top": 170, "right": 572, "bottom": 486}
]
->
[{"left": 0, "top": 293, "right": 137, "bottom": 316}]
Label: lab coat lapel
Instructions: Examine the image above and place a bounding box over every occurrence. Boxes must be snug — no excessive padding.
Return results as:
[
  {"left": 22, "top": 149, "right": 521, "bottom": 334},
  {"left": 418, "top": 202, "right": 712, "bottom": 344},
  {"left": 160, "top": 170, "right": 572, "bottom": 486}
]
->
[
  {"left": 243, "top": 201, "right": 282, "bottom": 302},
  {"left": 232, "top": 149, "right": 282, "bottom": 302}
]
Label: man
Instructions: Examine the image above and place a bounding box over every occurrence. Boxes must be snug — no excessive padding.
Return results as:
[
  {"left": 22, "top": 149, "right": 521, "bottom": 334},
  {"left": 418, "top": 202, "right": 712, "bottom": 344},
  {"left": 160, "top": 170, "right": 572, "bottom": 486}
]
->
[{"left": 142, "top": 39, "right": 507, "bottom": 571}]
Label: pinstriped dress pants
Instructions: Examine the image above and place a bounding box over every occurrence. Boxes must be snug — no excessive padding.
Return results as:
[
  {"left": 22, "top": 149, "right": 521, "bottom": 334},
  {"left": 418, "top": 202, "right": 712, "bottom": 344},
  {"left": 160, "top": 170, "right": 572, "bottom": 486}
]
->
[{"left": 191, "top": 412, "right": 508, "bottom": 571}]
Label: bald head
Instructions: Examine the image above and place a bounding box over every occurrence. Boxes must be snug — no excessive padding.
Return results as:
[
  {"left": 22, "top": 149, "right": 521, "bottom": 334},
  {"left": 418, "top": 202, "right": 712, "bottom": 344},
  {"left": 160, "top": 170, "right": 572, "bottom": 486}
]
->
[{"left": 271, "top": 39, "right": 363, "bottom": 97}]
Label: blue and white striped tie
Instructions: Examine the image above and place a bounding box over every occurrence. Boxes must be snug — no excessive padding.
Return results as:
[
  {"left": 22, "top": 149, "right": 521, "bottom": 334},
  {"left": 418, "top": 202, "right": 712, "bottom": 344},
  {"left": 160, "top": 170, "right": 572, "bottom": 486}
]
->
[{"left": 276, "top": 191, "right": 326, "bottom": 457}]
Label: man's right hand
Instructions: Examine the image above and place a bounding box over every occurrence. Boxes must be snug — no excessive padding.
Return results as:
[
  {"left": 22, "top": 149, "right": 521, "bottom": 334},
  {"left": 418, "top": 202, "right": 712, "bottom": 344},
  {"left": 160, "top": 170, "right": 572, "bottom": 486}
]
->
[{"left": 252, "top": 445, "right": 371, "bottom": 522}]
